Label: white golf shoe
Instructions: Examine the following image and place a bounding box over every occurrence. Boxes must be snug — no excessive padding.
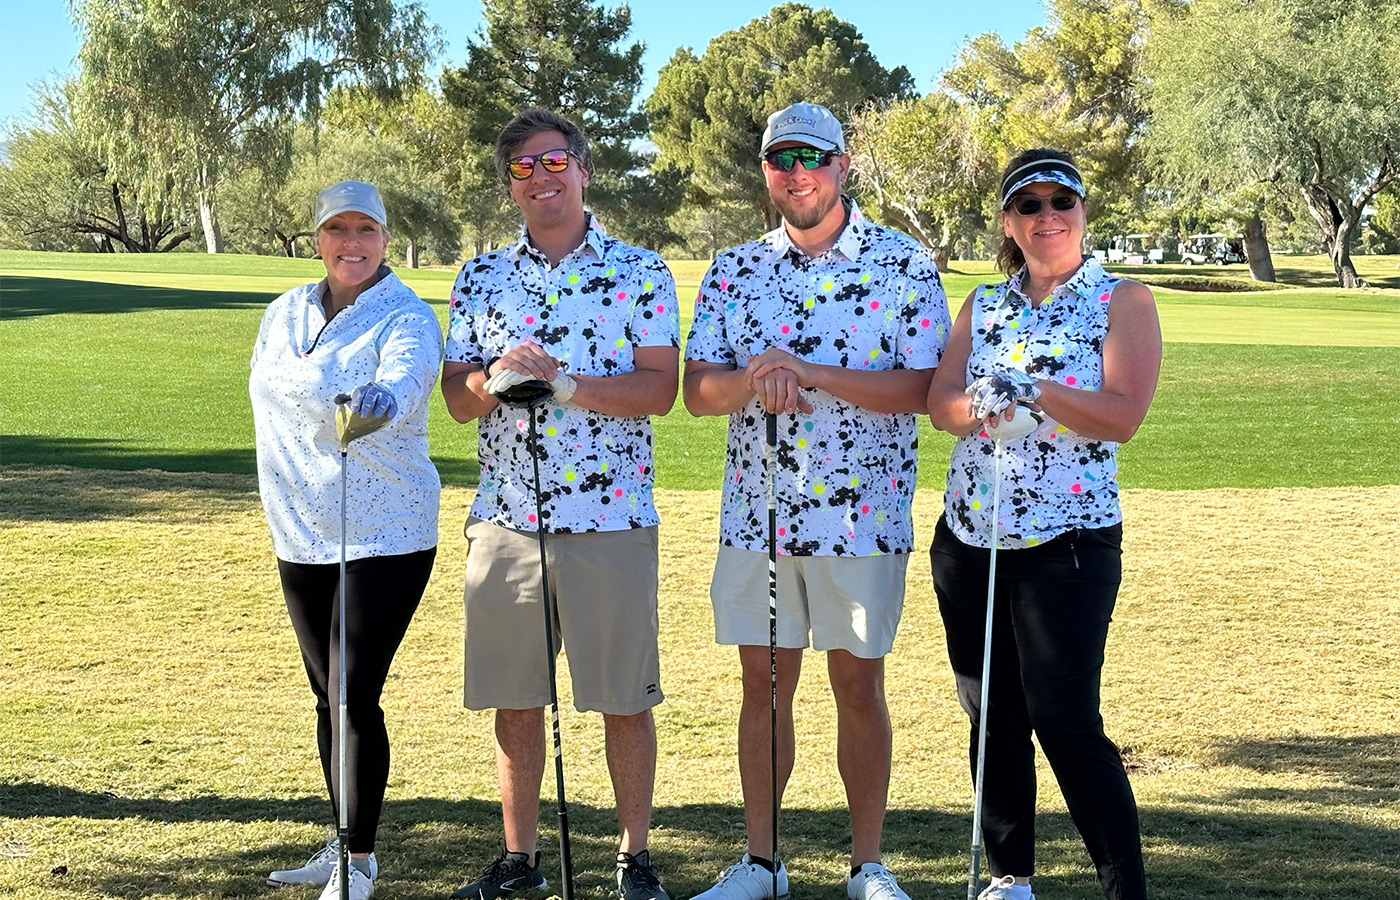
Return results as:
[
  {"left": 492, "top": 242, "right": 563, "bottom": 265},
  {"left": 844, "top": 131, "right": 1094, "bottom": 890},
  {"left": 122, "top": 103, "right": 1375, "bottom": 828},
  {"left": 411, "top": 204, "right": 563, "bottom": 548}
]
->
[
  {"left": 319, "top": 862, "right": 374, "bottom": 900},
  {"left": 846, "top": 862, "right": 911, "bottom": 900},
  {"left": 689, "top": 854, "right": 789, "bottom": 900},
  {"left": 978, "top": 875, "right": 1036, "bottom": 900},
  {"left": 267, "top": 839, "right": 377, "bottom": 888}
]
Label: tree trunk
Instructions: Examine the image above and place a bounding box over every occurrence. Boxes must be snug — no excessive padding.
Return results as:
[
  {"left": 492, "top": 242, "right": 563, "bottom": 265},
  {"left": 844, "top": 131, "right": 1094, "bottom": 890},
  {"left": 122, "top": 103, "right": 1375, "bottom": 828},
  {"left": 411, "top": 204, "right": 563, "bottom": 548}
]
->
[
  {"left": 198, "top": 194, "right": 224, "bottom": 254},
  {"left": 1242, "top": 213, "right": 1276, "bottom": 282},
  {"left": 406, "top": 239, "right": 420, "bottom": 268},
  {"left": 1301, "top": 183, "right": 1365, "bottom": 288}
]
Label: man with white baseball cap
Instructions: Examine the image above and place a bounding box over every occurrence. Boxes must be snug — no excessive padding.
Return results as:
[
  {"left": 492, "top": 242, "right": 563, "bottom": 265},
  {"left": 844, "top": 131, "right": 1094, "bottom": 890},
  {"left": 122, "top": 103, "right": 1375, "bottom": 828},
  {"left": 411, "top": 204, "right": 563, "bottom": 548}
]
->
[{"left": 684, "top": 101, "right": 952, "bottom": 900}]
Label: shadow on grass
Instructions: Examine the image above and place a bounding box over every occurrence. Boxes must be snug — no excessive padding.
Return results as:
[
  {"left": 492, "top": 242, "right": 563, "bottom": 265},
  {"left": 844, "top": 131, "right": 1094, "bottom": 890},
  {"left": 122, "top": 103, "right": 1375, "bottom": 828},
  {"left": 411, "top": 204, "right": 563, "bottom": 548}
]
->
[
  {"left": 0, "top": 449, "right": 479, "bottom": 519},
  {"left": 0, "top": 275, "right": 274, "bottom": 319},
  {"left": 1212, "top": 733, "right": 1400, "bottom": 804},
  {"left": 5, "top": 780, "right": 1399, "bottom": 899}
]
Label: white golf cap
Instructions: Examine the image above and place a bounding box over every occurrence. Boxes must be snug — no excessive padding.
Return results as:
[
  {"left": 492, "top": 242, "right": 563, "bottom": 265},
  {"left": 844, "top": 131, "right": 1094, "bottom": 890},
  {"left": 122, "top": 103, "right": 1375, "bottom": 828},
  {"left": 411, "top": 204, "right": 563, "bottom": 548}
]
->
[
  {"left": 760, "top": 102, "right": 845, "bottom": 155},
  {"left": 313, "top": 181, "right": 387, "bottom": 230}
]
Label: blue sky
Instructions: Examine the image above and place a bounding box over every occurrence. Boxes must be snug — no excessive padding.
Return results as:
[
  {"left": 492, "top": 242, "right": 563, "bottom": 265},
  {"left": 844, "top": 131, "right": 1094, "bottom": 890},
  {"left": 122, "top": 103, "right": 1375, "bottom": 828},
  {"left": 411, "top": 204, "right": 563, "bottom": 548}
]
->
[{"left": 0, "top": 1, "right": 1047, "bottom": 126}]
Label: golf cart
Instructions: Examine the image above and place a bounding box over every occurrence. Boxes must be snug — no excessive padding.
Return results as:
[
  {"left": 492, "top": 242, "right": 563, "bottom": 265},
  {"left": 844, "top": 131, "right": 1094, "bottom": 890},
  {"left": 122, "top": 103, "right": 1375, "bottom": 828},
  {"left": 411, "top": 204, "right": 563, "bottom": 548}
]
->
[
  {"left": 1105, "top": 234, "right": 1163, "bottom": 265},
  {"left": 1180, "top": 233, "right": 1245, "bottom": 265}
]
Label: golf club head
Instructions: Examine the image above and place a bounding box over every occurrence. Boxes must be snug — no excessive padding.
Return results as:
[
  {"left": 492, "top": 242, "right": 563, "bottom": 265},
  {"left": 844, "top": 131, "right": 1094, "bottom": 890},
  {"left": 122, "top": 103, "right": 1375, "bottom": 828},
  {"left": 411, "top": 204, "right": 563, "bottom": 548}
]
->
[
  {"left": 983, "top": 408, "right": 1044, "bottom": 442},
  {"left": 495, "top": 379, "right": 554, "bottom": 409},
  {"left": 334, "top": 393, "right": 392, "bottom": 446}
]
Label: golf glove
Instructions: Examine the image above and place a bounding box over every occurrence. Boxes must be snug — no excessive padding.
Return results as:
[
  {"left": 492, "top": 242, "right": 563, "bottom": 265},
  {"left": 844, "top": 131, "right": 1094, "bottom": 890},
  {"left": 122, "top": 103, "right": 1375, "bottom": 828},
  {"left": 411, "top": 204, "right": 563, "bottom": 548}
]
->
[
  {"left": 967, "top": 370, "right": 1041, "bottom": 419},
  {"left": 350, "top": 382, "right": 397, "bottom": 419},
  {"left": 549, "top": 372, "right": 577, "bottom": 404},
  {"left": 484, "top": 367, "right": 531, "bottom": 396}
]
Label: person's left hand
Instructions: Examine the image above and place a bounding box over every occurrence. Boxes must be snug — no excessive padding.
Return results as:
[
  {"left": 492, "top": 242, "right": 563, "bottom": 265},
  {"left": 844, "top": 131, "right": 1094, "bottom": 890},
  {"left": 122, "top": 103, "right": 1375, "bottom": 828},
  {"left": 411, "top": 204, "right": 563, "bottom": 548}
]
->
[
  {"left": 746, "top": 348, "right": 815, "bottom": 415},
  {"left": 350, "top": 381, "right": 397, "bottom": 419}
]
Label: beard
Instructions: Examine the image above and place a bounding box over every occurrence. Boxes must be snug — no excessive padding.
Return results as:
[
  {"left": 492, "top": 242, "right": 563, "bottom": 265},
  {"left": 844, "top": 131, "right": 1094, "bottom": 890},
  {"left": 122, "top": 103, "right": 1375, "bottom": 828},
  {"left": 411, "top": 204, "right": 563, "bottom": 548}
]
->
[{"left": 773, "top": 187, "right": 841, "bottom": 230}]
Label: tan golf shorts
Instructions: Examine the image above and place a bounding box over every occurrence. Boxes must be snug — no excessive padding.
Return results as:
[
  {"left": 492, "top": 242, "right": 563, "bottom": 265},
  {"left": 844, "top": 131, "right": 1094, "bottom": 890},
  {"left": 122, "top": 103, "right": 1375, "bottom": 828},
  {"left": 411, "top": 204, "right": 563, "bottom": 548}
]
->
[
  {"left": 462, "top": 517, "right": 663, "bottom": 715},
  {"left": 710, "top": 546, "right": 908, "bottom": 658}
]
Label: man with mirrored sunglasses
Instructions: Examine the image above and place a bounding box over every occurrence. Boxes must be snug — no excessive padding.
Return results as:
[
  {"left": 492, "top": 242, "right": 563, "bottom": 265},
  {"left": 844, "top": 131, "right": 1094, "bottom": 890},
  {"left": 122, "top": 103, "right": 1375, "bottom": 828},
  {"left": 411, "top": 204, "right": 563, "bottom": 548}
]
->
[
  {"left": 441, "top": 107, "right": 680, "bottom": 900},
  {"left": 683, "top": 101, "right": 952, "bottom": 900}
]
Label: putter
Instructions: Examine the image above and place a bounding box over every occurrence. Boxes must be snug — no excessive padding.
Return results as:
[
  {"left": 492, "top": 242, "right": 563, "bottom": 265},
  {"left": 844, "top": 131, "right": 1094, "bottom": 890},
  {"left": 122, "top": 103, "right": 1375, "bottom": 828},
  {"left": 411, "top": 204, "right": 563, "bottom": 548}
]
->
[
  {"left": 332, "top": 393, "right": 391, "bottom": 900},
  {"left": 764, "top": 411, "right": 780, "bottom": 896},
  {"left": 495, "top": 378, "right": 574, "bottom": 900},
  {"left": 967, "top": 407, "right": 1036, "bottom": 900}
]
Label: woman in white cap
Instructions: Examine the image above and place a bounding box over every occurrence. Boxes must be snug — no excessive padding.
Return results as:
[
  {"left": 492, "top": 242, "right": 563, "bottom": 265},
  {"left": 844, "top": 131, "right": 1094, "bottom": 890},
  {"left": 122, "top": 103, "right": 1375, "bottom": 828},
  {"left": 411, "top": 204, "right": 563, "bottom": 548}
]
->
[
  {"left": 925, "top": 150, "right": 1161, "bottom": 900},
  {"left": 251, "top": 181, "right": 443, "bottom": 900}
]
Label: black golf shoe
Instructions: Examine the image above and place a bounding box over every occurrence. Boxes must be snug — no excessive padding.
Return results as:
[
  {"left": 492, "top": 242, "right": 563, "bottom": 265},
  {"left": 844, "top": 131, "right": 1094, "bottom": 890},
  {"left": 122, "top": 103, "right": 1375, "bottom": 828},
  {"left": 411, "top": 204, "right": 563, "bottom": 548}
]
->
[
  {"left": 616, "top": 849, "right": 670, "bottom": 900},
  {"left": 450, "top": 843, "right": 546, "bottom": 900}
]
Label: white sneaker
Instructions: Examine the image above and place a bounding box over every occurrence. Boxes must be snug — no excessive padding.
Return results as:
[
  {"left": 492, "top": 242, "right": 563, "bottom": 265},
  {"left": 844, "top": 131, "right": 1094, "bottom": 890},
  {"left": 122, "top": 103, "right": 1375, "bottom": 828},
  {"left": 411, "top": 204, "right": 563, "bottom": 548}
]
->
[
  {"left": 689, "top": 854, "right": 789, "bottom": 900},
  {"left": 268, "top": 839, "right": 378, "bottom": 888},
  {"left": 978, "top": 875, "right": 1035, "bottom": 900},
  {"left": 847, "top": 863, "right": 910, "bottom": 900},
  {"left": 319, "top": 863, "right": 374, "bottom": 900}
]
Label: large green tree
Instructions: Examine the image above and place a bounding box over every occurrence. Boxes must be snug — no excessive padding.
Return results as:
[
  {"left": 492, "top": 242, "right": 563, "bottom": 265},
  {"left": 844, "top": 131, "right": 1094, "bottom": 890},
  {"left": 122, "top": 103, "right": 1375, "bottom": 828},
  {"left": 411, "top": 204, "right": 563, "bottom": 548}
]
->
[
  {"left": 648, "top": 3, "right": 913, "bottom": 231},
  {"left": 1147, "top": 0, "right": 1400, "bottom": 287},
  {"left": 942, "top": 0, "right": 1178, "bottom": 231},
  {"left": 0, "top": 81, "right": 190, "bottom": 252},
  {"left": 847, "top": 94, "right": 998, "bottom": 265},
  {"left": 72, "top": 0, "right": 435, "bottom": 254}
]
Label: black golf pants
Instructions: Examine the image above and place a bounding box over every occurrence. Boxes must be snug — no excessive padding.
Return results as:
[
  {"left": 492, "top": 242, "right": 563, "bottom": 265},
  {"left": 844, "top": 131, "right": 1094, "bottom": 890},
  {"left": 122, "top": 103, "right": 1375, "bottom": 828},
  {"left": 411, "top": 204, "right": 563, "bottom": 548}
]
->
[
  {"left": 278, "top": 547, "right": 435, "bottom": 853},
  {"left": 931, "top": 517, "right": 1146, "bottom": 900}
]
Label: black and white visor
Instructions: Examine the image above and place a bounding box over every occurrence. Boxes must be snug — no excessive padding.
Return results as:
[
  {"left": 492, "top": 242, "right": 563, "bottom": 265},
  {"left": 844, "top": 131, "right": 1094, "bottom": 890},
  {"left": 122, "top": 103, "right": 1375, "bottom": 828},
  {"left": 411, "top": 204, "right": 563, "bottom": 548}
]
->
[{"left": 1000, "top": 159, "right": 1086, "bottom": 209}]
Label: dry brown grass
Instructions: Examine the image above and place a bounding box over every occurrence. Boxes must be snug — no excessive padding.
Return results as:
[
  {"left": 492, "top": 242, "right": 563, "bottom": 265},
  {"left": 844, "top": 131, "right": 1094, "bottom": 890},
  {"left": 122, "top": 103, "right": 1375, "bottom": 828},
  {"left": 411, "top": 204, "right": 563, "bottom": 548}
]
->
[{"left": 2, "top": 466, "right": 1397, "bottom": 899}]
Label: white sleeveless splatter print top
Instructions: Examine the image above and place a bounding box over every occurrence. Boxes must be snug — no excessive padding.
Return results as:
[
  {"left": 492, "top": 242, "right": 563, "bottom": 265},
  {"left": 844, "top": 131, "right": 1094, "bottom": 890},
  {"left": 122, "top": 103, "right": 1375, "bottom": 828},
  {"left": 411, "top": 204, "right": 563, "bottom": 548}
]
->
[{"left": 944, "top": 256, "right": 1122, "bottom": 549}]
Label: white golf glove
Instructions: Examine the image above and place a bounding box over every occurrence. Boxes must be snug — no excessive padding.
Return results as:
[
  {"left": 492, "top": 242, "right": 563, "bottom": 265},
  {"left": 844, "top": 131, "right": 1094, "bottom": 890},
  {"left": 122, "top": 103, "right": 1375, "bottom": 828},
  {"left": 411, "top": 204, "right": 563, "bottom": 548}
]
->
[
  {"left": 549, "top": 372, "right": 577, "bottom": 404},
  {"left": 966, "top": 369, "right": 1041, "bottom": 419},
  {"left": 483, "top": 367, "right": 531, "bottom": 396}
]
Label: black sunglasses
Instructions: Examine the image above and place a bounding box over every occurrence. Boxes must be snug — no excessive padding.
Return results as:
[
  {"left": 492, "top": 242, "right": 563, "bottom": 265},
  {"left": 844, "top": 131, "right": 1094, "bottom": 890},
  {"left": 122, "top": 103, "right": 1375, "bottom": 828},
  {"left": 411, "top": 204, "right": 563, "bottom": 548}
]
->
[
  {"left": 763, "top": 147, "right": 839, "bottom": 172},
  {"left": 1008, "top": 193, "right": 1080, "bottom": 216},
  {"left": 507, "top": 149, "right": 575, "bottom": 180}
]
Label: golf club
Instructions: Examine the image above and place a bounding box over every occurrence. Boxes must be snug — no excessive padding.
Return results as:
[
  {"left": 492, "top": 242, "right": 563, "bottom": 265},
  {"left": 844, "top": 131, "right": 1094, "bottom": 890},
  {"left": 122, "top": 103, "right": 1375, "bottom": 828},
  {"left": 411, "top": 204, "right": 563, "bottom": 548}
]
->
[
  {"left": 332, "top": 392, "right": 391, "bottom": 900},
  {"left": 764, "top": 411, "right": 779, "bottom": 898},
  {"left": 495, "top": 378, "right": 574, "bottom": 900},
  {"left": 966, "top": 407, "right": 1036, "bottom": 900}
]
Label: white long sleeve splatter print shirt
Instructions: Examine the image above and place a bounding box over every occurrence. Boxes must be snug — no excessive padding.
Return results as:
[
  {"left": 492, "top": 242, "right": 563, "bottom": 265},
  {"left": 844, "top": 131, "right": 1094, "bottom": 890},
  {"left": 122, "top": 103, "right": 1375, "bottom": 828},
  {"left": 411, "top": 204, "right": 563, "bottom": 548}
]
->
[{"left": 251, "top": 270, "right": 443, "bottom": 563}]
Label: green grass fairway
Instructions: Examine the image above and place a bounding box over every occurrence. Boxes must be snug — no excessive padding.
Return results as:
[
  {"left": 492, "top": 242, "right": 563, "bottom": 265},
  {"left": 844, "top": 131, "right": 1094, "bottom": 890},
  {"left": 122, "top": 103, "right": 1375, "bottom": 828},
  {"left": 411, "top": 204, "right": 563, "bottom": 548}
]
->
[{"left": 3, "top": 251, "right": 1397, "bottom": 488}]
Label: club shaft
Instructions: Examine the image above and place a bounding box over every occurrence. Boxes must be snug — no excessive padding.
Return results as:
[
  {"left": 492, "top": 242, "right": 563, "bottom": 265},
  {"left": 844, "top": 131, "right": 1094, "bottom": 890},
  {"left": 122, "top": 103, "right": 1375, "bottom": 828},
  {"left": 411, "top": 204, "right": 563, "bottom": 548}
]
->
[
  {"left": 528, "top": 411, "right": 573, "bottom": 900},
  {"left": 765, "top": 412, "right": 779, "bottom": 887},
  {"left": 969, "top": 440, "right": 1004, "bottom": 900},
  {"left": 338, "top": 447, "right": 350, "bottom": 900}
]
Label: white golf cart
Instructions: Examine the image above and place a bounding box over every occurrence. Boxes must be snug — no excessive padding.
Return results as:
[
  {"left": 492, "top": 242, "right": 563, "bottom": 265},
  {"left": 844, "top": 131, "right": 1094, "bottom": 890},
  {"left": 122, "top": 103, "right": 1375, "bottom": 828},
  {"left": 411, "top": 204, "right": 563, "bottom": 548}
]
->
[
  {"left": 1180, "top": 233, "right": 1245, "bottom": 265},
  {"left": 1104, "top": 234, "right": 1164, "bottom": 265}
]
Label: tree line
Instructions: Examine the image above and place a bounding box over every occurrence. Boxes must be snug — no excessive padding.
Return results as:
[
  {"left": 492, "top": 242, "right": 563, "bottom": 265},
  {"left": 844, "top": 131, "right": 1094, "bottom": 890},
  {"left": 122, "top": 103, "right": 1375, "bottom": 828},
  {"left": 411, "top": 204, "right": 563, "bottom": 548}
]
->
[{"left": 1, "top": 0, "right": 1396, "bottom": 288}]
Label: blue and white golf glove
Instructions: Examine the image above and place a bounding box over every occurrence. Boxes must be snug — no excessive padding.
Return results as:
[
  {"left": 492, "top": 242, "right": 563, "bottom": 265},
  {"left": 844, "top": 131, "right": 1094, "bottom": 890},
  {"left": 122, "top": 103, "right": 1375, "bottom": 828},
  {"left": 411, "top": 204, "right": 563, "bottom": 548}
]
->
[
  {"left": 966, "top": 369, "right": 1041, "bottom": 419},
  {"left": 350, "top": 381, "right": 397, "bottom": 419}
]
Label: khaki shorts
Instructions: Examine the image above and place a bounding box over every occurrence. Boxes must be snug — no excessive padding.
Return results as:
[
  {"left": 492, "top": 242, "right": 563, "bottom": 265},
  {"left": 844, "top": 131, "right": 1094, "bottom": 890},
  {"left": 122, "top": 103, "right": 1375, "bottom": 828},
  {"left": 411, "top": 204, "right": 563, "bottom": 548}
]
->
[
  {"left": 710, "top": 546, "right": 908, "bottom": 658},
  {"left": 462, "top": 517, "right": 663, "bottom": 715}
]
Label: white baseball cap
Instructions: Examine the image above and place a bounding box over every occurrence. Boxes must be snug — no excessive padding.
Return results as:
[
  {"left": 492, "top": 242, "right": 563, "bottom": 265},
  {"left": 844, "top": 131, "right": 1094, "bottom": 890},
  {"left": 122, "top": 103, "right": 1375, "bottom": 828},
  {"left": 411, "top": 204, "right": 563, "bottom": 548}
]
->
[
  {"left": 313, "top": 181, "right": 387, "bottom": 230},
  {"left": 760, "top": 102, "right": 845, "bottom": 155}
]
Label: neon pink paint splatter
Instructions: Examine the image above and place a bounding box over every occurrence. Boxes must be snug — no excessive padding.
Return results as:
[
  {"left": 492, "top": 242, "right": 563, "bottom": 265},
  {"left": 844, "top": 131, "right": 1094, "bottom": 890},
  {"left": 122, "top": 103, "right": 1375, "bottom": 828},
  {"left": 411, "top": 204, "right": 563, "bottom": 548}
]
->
[{"left": 1065, "top": 376, "right": 1078, "bottom": 386}]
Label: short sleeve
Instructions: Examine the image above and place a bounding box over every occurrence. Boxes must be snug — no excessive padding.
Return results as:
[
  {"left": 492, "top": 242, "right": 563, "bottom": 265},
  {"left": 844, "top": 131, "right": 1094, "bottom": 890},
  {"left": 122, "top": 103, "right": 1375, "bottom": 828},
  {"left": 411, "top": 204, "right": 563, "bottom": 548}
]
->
[{"left": 683, "top": 254, "right": 738, "bottom": 365}]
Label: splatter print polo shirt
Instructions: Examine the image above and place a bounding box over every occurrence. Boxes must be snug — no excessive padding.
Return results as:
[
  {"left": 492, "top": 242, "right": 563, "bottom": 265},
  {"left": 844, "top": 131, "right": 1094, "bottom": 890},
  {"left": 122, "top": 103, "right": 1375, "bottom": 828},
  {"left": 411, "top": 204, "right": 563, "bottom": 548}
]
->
[
  {"left": 446, "top": 216, "right": 680, "bottom": 534},
  {"left": 944, "top": 256, "right": 1123, "bottom": 549},
  {"left": 686, "top": 199, "right": 951, "bottom": 557}
]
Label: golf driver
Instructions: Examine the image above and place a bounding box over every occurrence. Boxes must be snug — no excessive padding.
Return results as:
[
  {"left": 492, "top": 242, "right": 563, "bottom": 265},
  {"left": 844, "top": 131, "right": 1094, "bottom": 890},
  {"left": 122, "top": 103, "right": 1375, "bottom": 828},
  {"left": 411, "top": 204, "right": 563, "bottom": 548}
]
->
[
  {"left": 332, "top": 393, "right": 391, "bottom": 900},
  {"left": 495, "top": 378, "right": 574, "bottom": 900},
  {"left": 764, "top": 411, "right": 780, "bottom": 898},
  {"left": 967, "top": 406, "right": 1037, "bottom": 900}
]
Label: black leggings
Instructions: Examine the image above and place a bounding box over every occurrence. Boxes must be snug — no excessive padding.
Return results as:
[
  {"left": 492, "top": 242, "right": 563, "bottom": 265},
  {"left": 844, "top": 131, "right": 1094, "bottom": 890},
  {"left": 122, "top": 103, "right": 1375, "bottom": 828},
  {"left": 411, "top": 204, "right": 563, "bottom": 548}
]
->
[
  {"left": 278, "top": 547, "right": 435, "bottom": 852},
  {"left": 931, "top": 517, "right": 1145, "bottom": 900}
]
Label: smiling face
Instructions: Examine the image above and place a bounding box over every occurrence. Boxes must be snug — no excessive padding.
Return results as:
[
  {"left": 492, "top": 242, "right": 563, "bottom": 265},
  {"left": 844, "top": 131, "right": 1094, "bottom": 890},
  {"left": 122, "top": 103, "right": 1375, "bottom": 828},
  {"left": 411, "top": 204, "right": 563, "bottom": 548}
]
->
[
  {"left": 1001, "top": 181, "right": 1086, "bottom": 268},
  {"left": 507, "top": 128, "right": 589, "bottom": 237},
  {"left": 763, "top": 140, "right": 849, "bottom": 232},
  {"left": 317, "top": 211, "right": 388, "bottom": 295}
]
